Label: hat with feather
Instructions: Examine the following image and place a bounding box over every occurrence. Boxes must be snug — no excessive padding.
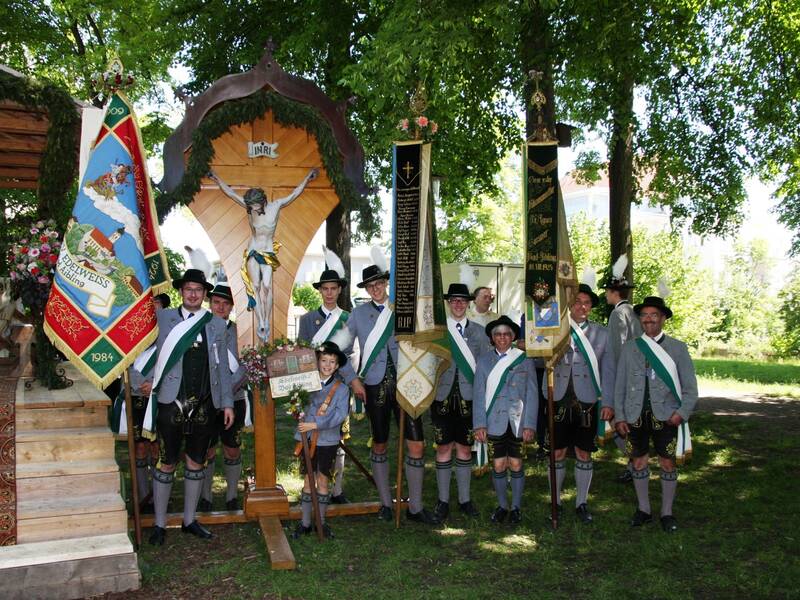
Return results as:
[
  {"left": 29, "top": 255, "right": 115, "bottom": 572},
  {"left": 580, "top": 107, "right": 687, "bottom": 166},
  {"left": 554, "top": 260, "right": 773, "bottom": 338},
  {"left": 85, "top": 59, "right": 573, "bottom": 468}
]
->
[
  {"left": 313, "top": 246, "right": 348, "bottom": 289},
  {"left": 633, "top": 278, "right": 673, "bottom": 319},
  {"left": 601, "top": 254, "right": 635, "bottom": 290},
  {"left": 357, "top": 246, "right": 390, "bottom": 288},
  {"left": 577, "top": 266, "right": 600, "bottom": 307}
]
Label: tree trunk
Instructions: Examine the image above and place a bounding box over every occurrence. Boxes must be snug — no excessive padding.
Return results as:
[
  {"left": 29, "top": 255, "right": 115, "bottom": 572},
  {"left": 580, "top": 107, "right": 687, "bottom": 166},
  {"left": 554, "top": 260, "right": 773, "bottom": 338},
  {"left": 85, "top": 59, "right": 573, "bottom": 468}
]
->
[
  {"left": 521, "top": 2, "right": 556, "bottom": 137},
  {"left": 608, "top": 77, "right": 635, "bottom": 283},
  {"left": 325, "top": 204, "right": 353, "bottom": 312}
]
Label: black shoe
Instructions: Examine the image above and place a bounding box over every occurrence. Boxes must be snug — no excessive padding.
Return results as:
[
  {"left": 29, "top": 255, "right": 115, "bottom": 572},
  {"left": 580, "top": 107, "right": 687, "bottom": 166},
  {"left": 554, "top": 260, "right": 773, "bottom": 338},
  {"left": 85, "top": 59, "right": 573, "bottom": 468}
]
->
[
  {"left": 490, "top": 506, "right": 508, "bottom": 523},
  {"left": 433, "top": 500, "right": 450, "bottom": 521},
  {"left": 291, "top": 523, "right": 312, "bottom": 539},
  {"left": 377, "top": 505, "right": 393, "bottom": 521},
  {"left": 660, "top": 515, "right": 678, "bottom": 533},
  {"left": 319, "top": 522, "right": 335, "bottom": 539},
  {"left": 508, "top": 508, "right": 522, "bottom": 524},
  {"left": 631, "top": 509, "right": 653, "bottom": 527},
  {"left": 330, "top": 494, "right": 350, "bottom": 505},
  {"left": 148, "top": 526, "right": 166, "bottom": 546},
  {"left": 181, "top": 520, "right": 212, "bottom": 539},
  {"left": 618, "top": 469, "right": 633, "bottom": 483},
  {"left": 225, "top": 498, "right": 239, "bottom": 511},
  {"left": 576, "top": 503, "right": 593, "bottom": 524},
  {"left": 197, "top": 498, "right": 213, "bottom": 512},
  {"left": 406, "top": 508, "right": 441, "bottom": 525},
  {"left": 459, "top": 501, "right": 480, "bottom": 518}
]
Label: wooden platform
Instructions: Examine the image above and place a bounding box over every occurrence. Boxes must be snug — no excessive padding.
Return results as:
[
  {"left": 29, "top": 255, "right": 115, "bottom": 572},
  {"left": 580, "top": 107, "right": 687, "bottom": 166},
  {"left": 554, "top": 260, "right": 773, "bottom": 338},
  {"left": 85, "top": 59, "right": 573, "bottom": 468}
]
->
[{"left": 0, "top": 362, "right": 140, "bottom": 598}]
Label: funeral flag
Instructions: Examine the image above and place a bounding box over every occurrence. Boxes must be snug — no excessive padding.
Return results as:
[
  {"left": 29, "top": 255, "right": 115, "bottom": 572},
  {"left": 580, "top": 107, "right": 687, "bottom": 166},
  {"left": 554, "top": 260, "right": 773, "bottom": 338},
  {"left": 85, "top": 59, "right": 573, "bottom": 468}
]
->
[
  {"left": 392, "top": 140, "right": 451, "bottom": 419},
  {"left": 44, "top": 90, "right": 170, "bottom": 388},
  {"left": 523, "top": 141, "right": 576, "bottom": 358}
]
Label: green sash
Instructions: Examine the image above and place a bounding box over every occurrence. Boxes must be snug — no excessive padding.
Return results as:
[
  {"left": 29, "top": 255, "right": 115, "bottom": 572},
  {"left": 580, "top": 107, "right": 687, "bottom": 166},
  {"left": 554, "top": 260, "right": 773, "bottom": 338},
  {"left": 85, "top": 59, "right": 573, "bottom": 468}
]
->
[{"left": 447, "top": 318, "right": 476, "bottom": 384}]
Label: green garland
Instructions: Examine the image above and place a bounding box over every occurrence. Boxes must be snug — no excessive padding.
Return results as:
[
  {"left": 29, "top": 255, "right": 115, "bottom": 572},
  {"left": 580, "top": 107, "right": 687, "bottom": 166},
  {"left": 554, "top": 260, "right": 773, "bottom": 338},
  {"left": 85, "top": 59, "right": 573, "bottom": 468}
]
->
[
  {"left": 0, "top": 70, "right": 80, "bottom": 229},
  {"left": 157, "top": 90, "right": 366, "bottom": 220}
]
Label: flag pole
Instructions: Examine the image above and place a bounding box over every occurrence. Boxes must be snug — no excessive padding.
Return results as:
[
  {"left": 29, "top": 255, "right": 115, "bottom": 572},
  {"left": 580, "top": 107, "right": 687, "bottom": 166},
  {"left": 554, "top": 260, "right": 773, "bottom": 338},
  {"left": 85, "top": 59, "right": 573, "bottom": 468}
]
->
[
  {"left": 395, "top": 412, "right": 406, "bottom": 528},
  {"left": 545, "top": 361, "right": 558, "bottom": 530},
  {"left": 301, "top": 434, "right": 325, "bottom": 542},
  {"left": 123, "top": 370, "right": 142, "bottom": 548}
]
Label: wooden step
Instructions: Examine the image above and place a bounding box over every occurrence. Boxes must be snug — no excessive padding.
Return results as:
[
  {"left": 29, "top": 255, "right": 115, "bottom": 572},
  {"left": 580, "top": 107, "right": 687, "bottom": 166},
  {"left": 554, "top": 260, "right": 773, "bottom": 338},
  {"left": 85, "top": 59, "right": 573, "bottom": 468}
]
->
[
  {"left": 17, "top": 494, "right": 128, "bottom": 543},
  {"left": 17, "top": 466, "right": 120, "bottom": 500},
  {"left": 0, "top": 533, "right": 140, "bottom": 598},
  {"left": 15, "top": 427, "right": 114, "bottom": 464},
  {"left": 17, "top": 364, "right": 111, "bottom": 410},
  {"left": 16, "top": 404, "right": 108, "bottom": 431}
]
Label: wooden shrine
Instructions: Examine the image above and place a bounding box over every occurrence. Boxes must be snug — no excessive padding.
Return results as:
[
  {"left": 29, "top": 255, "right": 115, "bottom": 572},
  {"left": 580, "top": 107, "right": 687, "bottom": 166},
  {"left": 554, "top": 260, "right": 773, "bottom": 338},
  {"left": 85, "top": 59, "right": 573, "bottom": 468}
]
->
[{"left": 159, "top": 46, "right": 371, "bottom": 569}]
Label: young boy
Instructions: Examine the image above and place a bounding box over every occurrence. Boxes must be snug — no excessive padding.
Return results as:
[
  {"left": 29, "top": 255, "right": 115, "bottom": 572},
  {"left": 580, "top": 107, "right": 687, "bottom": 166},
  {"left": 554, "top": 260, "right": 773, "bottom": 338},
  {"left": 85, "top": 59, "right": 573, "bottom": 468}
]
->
[{"left": 293, "top": 341, "right": 350, "bottom": 539}]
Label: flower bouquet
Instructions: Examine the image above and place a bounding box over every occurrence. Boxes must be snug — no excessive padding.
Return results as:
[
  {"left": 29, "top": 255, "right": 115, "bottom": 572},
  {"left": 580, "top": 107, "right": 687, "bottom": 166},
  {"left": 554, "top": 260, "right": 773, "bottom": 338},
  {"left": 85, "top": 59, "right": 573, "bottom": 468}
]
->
[{"left": 397, "top": 115, "right": 439, "bottom": 141}]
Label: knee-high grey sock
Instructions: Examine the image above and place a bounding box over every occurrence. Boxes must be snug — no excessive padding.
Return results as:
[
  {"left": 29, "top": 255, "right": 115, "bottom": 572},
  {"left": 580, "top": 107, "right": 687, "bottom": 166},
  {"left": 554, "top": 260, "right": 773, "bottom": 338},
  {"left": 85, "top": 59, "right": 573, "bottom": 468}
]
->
[
  {"left": 318, "top": 492, "right": 330, "bottom": 524},
  {"left": 183, "top": 467, "right": 205, "bottom": 526},
  {"left": 405, "top": 456, "right": 425, "bottom": 514},
  {"left": 633, "top": 467, "right": 651, "bottom": 514},
  {"left": 510, "top": 469, "right": 525, "bottom": 510},
  {"left": 224, "top": 456, "right": 242, "bottom": 502},
  {"left": 575, "top": 460, "right": 594, "bottom": 507},
  {"left": 300, "top": 492, "right": 313, "bottom": 527},
  {"left": 660, "top": 470, "right": 678, "bottom": 516},
  {"left": 201, "top": 456, "right": 215, "bottom": 503},
  {"left": 492, "top": 470, "right": 508, "bottom": 509},
  {"left": 152, "top": 469, "right": 174, "bottom": 529},
  {"left": 547, "top": 460, "right": 567, "bottom": 505},
  {"left": 435, "top": 459, "right": 452, "bottom": 503},
  {"left": 455, "top": 458, "right": 472, "bottom": 504},
  {"left": 135, "top": 458, "right": 150, "bottom": 501},
  {"left": 332, "top": 447, "right": 346, "bottom": 497},
  {"left": 371, "top": 451, "right": 392, "bottom": 507}
]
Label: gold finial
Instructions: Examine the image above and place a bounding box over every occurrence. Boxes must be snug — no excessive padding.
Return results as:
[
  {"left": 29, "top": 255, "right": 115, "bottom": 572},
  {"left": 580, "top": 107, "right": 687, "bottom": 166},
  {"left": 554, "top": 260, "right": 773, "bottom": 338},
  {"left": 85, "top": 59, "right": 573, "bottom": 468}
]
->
[
  {"left": 93, "top": 55, "right": 135, "bottom": 94},
  {"left": 409, "top": 82, "right": 428, "bottom": 116},
  {"left": 528, "top": 70, "right": 553, "bottom": 142}
]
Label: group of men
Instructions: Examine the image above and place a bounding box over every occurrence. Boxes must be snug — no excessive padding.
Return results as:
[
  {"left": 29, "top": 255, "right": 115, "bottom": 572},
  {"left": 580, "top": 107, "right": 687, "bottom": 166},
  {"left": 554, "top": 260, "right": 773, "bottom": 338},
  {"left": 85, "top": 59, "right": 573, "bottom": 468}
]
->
[{"left": 137, "top": 249, "right": 697, "bottom": 546}]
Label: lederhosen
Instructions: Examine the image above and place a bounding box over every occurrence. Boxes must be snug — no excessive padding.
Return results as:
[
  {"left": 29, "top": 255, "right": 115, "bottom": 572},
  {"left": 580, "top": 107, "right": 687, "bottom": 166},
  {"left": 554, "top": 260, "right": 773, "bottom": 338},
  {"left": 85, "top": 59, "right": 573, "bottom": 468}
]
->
[
  {"left": 157, "top": 325, "right": 215, "bottom": 465},
  {"left": 431, "top": 376, "right": 474, "bottom": 447},
  {"left": 131, "top": 393, "right": 149, "bottom": 442},
  {"left": 549, "top": 368, "right": 598, "bottom": 453},
  {"left": 364, "top": 331, "right": 424, "bottom": 444},
  {"left": 209, "top": 321, "right": 246, "bottom": 450},
  {"left": 627, "top": 339, "right": 678, "bottom": 459}
]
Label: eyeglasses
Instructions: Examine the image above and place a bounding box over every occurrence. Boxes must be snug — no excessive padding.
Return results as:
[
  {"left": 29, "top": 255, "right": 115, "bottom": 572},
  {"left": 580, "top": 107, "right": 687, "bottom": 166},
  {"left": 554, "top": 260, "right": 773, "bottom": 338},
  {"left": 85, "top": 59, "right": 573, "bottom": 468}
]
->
[
  {"left": 365, "top": 280, "right": 386, "bottom": 291},
  {"left": 183, "top": 286, "right": 206, "bottom": 295}
]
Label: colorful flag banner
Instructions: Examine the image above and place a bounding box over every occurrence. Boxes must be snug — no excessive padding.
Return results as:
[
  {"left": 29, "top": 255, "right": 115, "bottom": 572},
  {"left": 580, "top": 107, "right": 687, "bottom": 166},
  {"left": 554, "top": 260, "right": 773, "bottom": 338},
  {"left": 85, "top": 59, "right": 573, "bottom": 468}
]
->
[
  {"left": 392, "top": 140, "right": 451, "bottom": 419},
  {"left": 523, "top": 142, "right": 576, "bottom": 358},
  {"left": 44, "top": 90, "right": 170, "bottom": 388}
]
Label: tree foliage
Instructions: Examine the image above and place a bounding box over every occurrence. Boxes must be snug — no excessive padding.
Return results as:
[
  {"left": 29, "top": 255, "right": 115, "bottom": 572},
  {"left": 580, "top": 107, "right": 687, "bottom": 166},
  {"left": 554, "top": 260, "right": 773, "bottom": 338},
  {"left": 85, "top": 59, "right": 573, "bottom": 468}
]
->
[
  {"left": 292, "top": 283, "right": 322, "bottom": 313},
  {"left": 773, "top": 265, "right": 800, "bottom": 357}
]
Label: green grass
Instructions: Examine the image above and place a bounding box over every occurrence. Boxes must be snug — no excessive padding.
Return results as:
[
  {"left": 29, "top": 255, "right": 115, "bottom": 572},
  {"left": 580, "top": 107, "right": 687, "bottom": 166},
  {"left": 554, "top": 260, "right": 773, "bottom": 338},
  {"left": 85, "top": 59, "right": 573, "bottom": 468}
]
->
[
  {"left": 694, "top": 357, "right": 800, "bottom": 398},
  {"left": 115, "top": 392, "right": 800, "bottom": 600}
]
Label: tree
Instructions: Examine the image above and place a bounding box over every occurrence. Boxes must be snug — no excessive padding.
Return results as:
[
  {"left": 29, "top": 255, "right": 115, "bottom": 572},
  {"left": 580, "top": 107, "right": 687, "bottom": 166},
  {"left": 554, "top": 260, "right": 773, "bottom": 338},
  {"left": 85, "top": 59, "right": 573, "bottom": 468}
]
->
[
  {"left": 773, "top": 265, "right": 800, "bottom": 357},
  {"left": 291, "top": 283, "right": 322, "bottom": 313}
]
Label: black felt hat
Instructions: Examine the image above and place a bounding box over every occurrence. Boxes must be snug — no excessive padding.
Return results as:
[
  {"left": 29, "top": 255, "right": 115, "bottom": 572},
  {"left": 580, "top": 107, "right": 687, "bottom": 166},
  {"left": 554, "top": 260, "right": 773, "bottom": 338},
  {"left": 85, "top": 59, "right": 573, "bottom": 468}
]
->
[
  {"left": 601, "top": 276, "right": 636, "bottom": 291},
  {"left": 172, "top": 269, "right": 213, "bottom": 293},
  {"left": 313, "top": 269, "right": 347, "bottom": 289},
  {"left": 443, "top": 283, "right": 475, "bottom": 300},
  {"left": 356, "top": 265, "right": 390, "bottom": 288},
  {"left": 485, "top": 315, "right": 521, "bottom": 341},
  {"left": 316, "top": 341, "right": 348, "bottom": 368},
  {"left": 209, "top": 283, "right": 234, "bottom": 302},
  {"left": 576, "top": 283, "right": 599, "bottom": 307},
  {"left": 153, "top": 293, "right": 171, "bottom": 308},
  {"left": 633, "top": 296, "right": 673, "bottom": 319}
]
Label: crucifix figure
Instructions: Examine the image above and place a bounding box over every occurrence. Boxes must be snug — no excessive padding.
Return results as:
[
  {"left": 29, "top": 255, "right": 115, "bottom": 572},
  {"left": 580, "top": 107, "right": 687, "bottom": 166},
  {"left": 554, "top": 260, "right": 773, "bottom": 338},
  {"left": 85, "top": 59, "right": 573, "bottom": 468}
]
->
[{"left": 208, "top": 167, "right": 319, "bottom": 342}]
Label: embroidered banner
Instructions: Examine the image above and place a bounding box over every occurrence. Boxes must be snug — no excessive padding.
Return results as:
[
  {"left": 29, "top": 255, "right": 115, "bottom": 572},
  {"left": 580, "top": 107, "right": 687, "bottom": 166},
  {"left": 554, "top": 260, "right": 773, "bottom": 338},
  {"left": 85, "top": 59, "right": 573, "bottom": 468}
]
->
[
  {"left": 44, "top": 91, "right": 169, "bottom": 388},
  {"left": 0, "top": 367, "right": 17, "bottom": 545},
  {"left": 392, "top": 141, "right": 451, "bottom": 418},
  {"left": 524, "top": 142, "right": 576, "bottom": 358}
]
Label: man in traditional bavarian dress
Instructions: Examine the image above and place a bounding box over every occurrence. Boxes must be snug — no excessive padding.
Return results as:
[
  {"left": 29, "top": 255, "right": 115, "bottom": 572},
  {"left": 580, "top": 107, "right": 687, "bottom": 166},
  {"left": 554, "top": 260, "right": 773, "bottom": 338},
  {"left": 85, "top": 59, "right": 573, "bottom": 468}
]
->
[
  {"left": 544, "top": 282, "right": 615, "bottom": 523},
  {"left": 198, "top": 283, "right": 249, "bottom": 512},
  {"left": 129, "top": 293, "right": 170, "bottom": 515},
  {"left": 431, "top": 283, "right": 489, "bottom": 521},
  {"left": 297, "top": 248, "right": 364, "bottom": 504},
  {"left": 344, "top": 256, "right": 440, "bottom": 524},
  {"left": 602, "top": 254, "right": 642, "bottom": 483},
  {"left": 473, "top": 315, "right": 537, "bottom": 525},
  {"left": 146, "top": 269, "right": 235, "bottom": 546},
  {"left": 467, "top": 286, "right": 499, "bottom": 326},
  {"left": 292, "top": 341, "right": 351, "bottom": 539},
  {"left": 613, "top": 296, "right": 698, "bottom": 533}
]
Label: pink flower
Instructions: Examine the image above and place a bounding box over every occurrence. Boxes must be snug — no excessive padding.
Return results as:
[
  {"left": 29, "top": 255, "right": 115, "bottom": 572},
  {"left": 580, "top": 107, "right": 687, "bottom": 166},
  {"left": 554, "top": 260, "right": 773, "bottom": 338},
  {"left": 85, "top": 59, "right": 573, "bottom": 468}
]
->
[
  {"left": 16, "top": 264, "right": 25, "bottom": 272},
  {"left": 29, "top": 248, "right": 40, "bottom": 258},
  {"left": 9, "top": 271, "right": 17, "bottom": 281},
  {"left": 20, "top": 238, "right": 27, "bottom": 245},
  {"left": 398, "top": 118, "right": 409, "bottom": 131},
  {"left": 49, "top": 231, "right": 58, "bottom": 239},
  {"left": 37, "top": 276, "right": 49, "bottom": 285},
  {"left": 41, "top": 243, "right": 51, "bottom": 253},
  {"left": 430, "top": 122, "right": 438, "bottom": 134},
  {"left": 36, "top": 220, "right": 45, "bottom": 229},
  {"left": 416, "top": 116, "right": 429, "bottom": 127},
  {"left": 30, "top": 227, "right": 39, "bottom": 235}
]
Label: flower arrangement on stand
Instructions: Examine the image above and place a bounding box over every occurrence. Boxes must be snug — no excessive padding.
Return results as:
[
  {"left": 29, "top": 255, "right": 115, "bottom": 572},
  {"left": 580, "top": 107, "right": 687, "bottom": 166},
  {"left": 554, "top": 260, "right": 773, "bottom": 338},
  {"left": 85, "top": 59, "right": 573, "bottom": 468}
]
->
[
  {"left": 239, "top": 337, "right": 314, "bottom": 403},
  {"left": 284, "top": 385, "right": 310, "bottom": 421},
  {"left": 397, "top": 115, "right": 439, "bottom": 141},
  {"left": 8, "top": 219, "right": 69, "bottom": 389}
]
